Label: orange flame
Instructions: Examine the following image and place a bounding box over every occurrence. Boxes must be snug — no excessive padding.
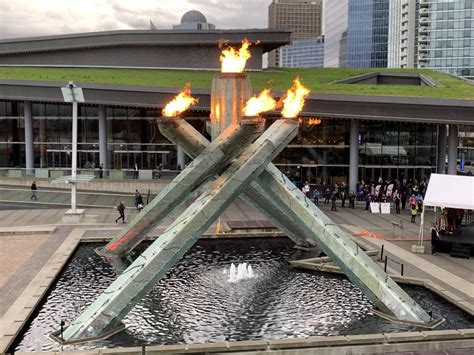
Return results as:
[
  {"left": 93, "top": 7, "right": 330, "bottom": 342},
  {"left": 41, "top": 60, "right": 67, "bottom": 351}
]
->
[
  {"left": 281, "top": 77, "right": 310, "bottom": 118},
  {"left": 162, "top": 83, "right": 198, "bottom": 117},
  {"left": 298, "top": 117, "right": 322, "bottom": 125},
  {"left": 220, "top": 39, "right": 251, "bottom": 73},
  {"left": 243, "top": 89, "right": 277, "bottom": 116}
]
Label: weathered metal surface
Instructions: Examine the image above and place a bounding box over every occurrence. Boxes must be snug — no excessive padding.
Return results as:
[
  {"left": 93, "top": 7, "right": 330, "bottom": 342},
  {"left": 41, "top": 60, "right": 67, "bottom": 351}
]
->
[
  {"left": 62, "top": 119, "right": 298, "bottom": 341},
  {"left": 210, "top": 73, "right": 252, "bottom": 139},
  {"left": 255, "top": 165, "right": 432, "bottom": 323},
  {"left": 161, "top": 119, "right": 313, "bottom": 247},
  {"left": 101, "top": 117, "right": 265, "bottom": 256},
  {"left": 150, "top": 118, "right": 431, "bottom": 323}
]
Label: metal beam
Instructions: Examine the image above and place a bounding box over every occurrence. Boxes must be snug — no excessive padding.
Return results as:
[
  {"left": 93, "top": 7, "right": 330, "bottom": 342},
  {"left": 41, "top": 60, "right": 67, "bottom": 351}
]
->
[
  {"left": 154, "top": 119, "right": 432, "bottom": 323},
  {"left": 101, "top": 118, "right": 265, "bottom": 256},
  {"left": 62, "top": 119, "right": 298, "bottom": 341}
]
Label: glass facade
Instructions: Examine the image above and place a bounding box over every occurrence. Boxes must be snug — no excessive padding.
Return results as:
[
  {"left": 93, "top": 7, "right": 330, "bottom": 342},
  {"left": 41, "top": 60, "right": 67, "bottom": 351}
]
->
[
  {"left": 422, "top": 0, "right": 474, "bottom": 79},
  {"left": 388, "top": 0, "right": 402, "bottom": 67},
  {"left": 273, "top": 118, "right": 439, "bottom": 186},
  {"left": 347, "top": 0, "right": 389, "bottom": 68},
  {"left": 323, "top": 0, "right": 349, "bottom": 67},
  {"left": 1, "top": 100, "right": 469, "bottom": 182},
  {"left": 324, "top": 0, "right": 389, "bottom": 68},
  {"left": 388, "top": 0, "right": 474, "bottom": 80},
  {"left": 279, "top": 37, "right": 325, "bottom": 68},
  {"left": 0, "top": 101, "right": 205, "bottom": 170}
]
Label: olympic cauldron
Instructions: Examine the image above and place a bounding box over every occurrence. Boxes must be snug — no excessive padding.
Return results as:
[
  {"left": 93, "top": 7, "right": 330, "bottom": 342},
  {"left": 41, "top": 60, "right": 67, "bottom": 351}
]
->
[{"left": 56, "top": 40, "right": 433, "bottom": 343}]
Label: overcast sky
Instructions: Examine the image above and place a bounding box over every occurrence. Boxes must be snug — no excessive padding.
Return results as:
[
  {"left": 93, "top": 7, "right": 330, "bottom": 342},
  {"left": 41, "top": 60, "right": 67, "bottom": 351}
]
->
[{"left": 0, "top": 0, "right": 270, "bottom": 39}]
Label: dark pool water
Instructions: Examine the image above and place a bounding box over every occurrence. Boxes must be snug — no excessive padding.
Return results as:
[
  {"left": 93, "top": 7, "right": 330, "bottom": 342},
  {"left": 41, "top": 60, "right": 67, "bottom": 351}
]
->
[{"left": 13, "top": 238, "right": 474, "bottom": 352}]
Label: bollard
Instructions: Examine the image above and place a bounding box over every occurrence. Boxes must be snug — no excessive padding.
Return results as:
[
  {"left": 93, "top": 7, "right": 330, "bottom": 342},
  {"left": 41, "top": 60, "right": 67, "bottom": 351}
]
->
[
  {"left": 384, "top": 255, "right": 388, "bottom": 273},
  {"left": 380, "top": 244, "right": 384, "bottom": 261},
  {"left": 401, "top": 263, "right": 404, "bottom": 276}
]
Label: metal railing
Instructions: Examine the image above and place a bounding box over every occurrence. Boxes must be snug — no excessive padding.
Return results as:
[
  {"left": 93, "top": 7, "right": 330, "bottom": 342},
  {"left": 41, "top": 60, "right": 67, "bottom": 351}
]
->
[{"left": 0, "top": 167, "right": 181, "bottom": 180}]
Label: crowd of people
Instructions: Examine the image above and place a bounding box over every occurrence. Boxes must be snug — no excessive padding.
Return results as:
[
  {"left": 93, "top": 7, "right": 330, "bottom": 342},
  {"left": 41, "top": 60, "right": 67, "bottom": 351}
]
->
[{"left": 299, "top": 177, "right": 430, "bottom": 222}]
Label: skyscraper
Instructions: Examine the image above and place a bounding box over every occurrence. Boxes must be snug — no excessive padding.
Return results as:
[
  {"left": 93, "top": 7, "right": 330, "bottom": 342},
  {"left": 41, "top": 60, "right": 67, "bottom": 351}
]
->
[
  {"left": 268, "top": 0, "right": 323, "bottom": 67},
  {"left": 388, "top": 0, "right": 474, "bottom": 80},
  {"left": 323, "top": 0, "right": 389, "bottom": 68}
]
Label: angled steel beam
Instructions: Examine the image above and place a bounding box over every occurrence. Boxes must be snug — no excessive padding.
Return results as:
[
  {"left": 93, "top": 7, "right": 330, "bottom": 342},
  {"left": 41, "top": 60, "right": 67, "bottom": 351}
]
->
[
  {"left": 61, "top": 119, "right": 298, "bottom": 341},
  {"left": 100, "top": 117, "right": 265, "bottom": 256},
  {"left": 160, "top": 119, "right": 313, "bottom": 247},
  {"left": 156, "top": 119, "right": 431, "bottom": 323}
]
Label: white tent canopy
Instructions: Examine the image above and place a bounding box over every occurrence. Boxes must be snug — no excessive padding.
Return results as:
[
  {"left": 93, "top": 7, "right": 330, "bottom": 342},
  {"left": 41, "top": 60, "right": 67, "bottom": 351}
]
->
[
  {"left": 424, "top": 174, "right": 474, "bottom": 210},
  {"left": 417, "top": 174, "right": 474, "bottom": 247}
]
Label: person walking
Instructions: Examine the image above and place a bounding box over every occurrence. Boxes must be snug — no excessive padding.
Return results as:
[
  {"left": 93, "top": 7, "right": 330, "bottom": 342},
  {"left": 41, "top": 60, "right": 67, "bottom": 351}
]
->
[
  {"left": 431, "top": 225, "right": 440, "bottom": 255},
  {"left": 302, "top": 181, "right": 310, "bottom": 197},
  {"left": 134, "top": 190, "right": 143, "bottom": 209},
  {"left": 331, "top": 190, "right": 338, "bottom": 212},
  {"left": 349, "top": 191, "right": 355, "bottom": 209},
  {"left": 134, "top": 163, "right": 139, "bottom": 179},
  {"left": 394, "top": 193, "right": 401, "bottom": 214},
  {"left": 115, "top": 201, "right": 125, "bottom": 224},
  {"left": 324, "top": 187, "right": 331, "bottom": 204},
  {"left": 410, "top": 204, "right": 417, "bottom": 223},
  {"left": 313, "top": 188, "right": 320, "bottom": 205},
  {"left": 31, "top": 181, "right": 37, "bottom": 200},
  {"left": 99, "top": 163, "right": 104, "bottom": 179},
  {"left": 340, "top": 186, "right": 346, "bottom": 208},
  {"left": 365, "top": 193, "right": 371, "bottom": 212}
]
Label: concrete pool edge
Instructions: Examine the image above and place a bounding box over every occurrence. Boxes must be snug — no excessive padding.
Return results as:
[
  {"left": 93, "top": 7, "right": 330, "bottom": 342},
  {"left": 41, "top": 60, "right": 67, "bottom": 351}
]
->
[{"left": 1, "top": 227, "right": 473, "bottom": 354}]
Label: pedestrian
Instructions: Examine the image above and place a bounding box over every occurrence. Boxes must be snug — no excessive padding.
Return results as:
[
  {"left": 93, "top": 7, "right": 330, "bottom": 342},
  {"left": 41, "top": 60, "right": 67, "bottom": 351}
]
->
[
  {"left": 134, "top": 163, "right": 139, "bottom": 179},
  {"left": 331, "top": 190, "right": 338, "bottom": 211},
  {"left": 340, "top": 187, "right": 346, "bottom": 208},
  {"left": 177, "top": 163, "right": 182, "bottom": 171},
  {"left": 394, "top": 193, "right": 401, "bottom": 214},
  {"left": 313, "top": 188, "right": 320, "bottom": 205},
  {"left": 31, "top": 181, "right": 37, "bottom": 200},
  {"left": 410, "top": 204, "right": 417, "bottom": 223},
  {"left": 324, "top": 187, "right": 330, "bottom": 204},
  {"left": 115, "top": 201, "right": 125, "bottom": 224},
  {"left": 157, "top": 164, "right": 162, "bottom": 179},
  {"left": 365, "top": 193, "right": 371, "bottom": 212},
  {"left": 99, "top": 163, "right": 104, "bottom": 179},
  {"left": 349, "top": 191, "right": 355, "bottom": 209},
  {"left": 134, "top": 190, "right": 143, "bottom": 209},
  {"left": 302, "top": 181, "right": 310, "bottom": 197},
  {"left": 431, "top": 224, "right": 440, "bottom": 255},
  {"left": 136, "top": 193, "right": 144, "bottom": 212}
]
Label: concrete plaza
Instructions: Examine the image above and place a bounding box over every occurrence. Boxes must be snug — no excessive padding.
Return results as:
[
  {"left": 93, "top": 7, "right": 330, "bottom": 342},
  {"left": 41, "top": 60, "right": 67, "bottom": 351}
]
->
[{"left": 0, "top": 181, "right": 472, "bottom": 354}]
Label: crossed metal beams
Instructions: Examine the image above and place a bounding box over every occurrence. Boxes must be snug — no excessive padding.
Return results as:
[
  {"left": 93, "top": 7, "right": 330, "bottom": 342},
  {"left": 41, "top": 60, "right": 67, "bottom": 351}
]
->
[
  {"left": 63, "top": 115, "right": 431, "bottom": 342},
  {"left": 62, "top": 118, "right": 299, "bottom": 341},
  {"left": 157, "top": 119, "right": 432, "bottom": 324}
]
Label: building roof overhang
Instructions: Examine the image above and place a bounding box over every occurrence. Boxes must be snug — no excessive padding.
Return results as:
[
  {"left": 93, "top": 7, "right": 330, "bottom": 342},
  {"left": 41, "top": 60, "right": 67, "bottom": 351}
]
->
[
  {"left": 0, "top": 29, "right": 292, "bottom": 56},
  {"left": 0, "top": 79, "right": 473, "bottom": 126}
]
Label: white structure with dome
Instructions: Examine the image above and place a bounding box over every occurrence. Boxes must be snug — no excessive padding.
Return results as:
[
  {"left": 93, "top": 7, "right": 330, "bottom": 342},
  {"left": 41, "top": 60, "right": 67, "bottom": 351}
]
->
[{"left": 173, "top": 10, "right": 216, "bottom": 30}]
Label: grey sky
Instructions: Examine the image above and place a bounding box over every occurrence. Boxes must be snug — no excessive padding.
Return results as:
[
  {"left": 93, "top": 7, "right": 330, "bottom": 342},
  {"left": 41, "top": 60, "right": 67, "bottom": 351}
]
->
[{"left": 0, "top": 0, "right": 270, "bottom": 40}]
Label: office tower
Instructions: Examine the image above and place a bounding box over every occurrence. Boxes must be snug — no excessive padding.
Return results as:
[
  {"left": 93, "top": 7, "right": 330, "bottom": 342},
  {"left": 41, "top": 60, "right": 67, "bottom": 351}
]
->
[
  {"left": 268, "top": 0, "right": 323, "bottom": 67},
  {"left": 323, "top": 0, "right": 389, "bottom": 68},
  {"left": 388, "top": 0, "right": 474, "bottom": 80}
]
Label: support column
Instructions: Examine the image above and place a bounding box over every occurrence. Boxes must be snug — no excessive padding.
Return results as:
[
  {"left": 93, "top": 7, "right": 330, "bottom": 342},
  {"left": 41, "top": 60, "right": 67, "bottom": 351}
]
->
[
  {"left": 447, "top": 124, "right": 458, "bottom": 175},
  {"left": 24, "top": 102, "right": 34, "bottom": 176},
  {"left": 349, "top": 119, "right": 359, "bottom": 193},
  {"left": 437, "top": 124, "right": 447, "bottom": 174},
  {"left": 177, "top": 145, "right": 186, "bottom": 169},
  {"left": 98, "top": 105, "right": 108, "bottom": 172}
]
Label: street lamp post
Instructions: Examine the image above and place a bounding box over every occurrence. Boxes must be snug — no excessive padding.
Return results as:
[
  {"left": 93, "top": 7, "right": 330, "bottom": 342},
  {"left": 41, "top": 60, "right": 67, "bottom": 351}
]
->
[{"left": 61, "top": 82, "right": 84, "bottom": 213}]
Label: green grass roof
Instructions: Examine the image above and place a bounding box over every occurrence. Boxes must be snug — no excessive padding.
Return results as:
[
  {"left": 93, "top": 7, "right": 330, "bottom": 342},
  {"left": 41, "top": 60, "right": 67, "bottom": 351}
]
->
[{"left": 0, "top": 66, "right": 472, "bottom": 100}]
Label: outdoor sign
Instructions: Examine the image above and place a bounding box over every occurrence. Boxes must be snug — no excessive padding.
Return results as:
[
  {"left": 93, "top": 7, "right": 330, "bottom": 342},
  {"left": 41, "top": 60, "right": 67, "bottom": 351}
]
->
[
  {"left": 370, "top": 202, "right": 380, "bottom": 213},
  {"left": 381, "top": 203, "right": 391, "bottom": 214}
]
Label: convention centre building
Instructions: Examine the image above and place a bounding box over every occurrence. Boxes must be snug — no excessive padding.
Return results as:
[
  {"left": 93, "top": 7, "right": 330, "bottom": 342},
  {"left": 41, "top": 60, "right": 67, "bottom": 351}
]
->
[{"left": 0, "top": 11, "right": 473, "bottom": 193}]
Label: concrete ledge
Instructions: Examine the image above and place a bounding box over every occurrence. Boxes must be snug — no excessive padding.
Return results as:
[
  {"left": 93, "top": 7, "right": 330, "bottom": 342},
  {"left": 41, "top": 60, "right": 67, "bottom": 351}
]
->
[
  {"left": 384, "top": 331, "right": 425, "bottom": 342},
  {"left": 0, "top": 225, "right": 57, "bottom": 236},
  {"left": 411, "top": 244, "right": 425, "bottom": 253},
  {"left": 62, "top": 209, "right": 85, "bottom": 223}
]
